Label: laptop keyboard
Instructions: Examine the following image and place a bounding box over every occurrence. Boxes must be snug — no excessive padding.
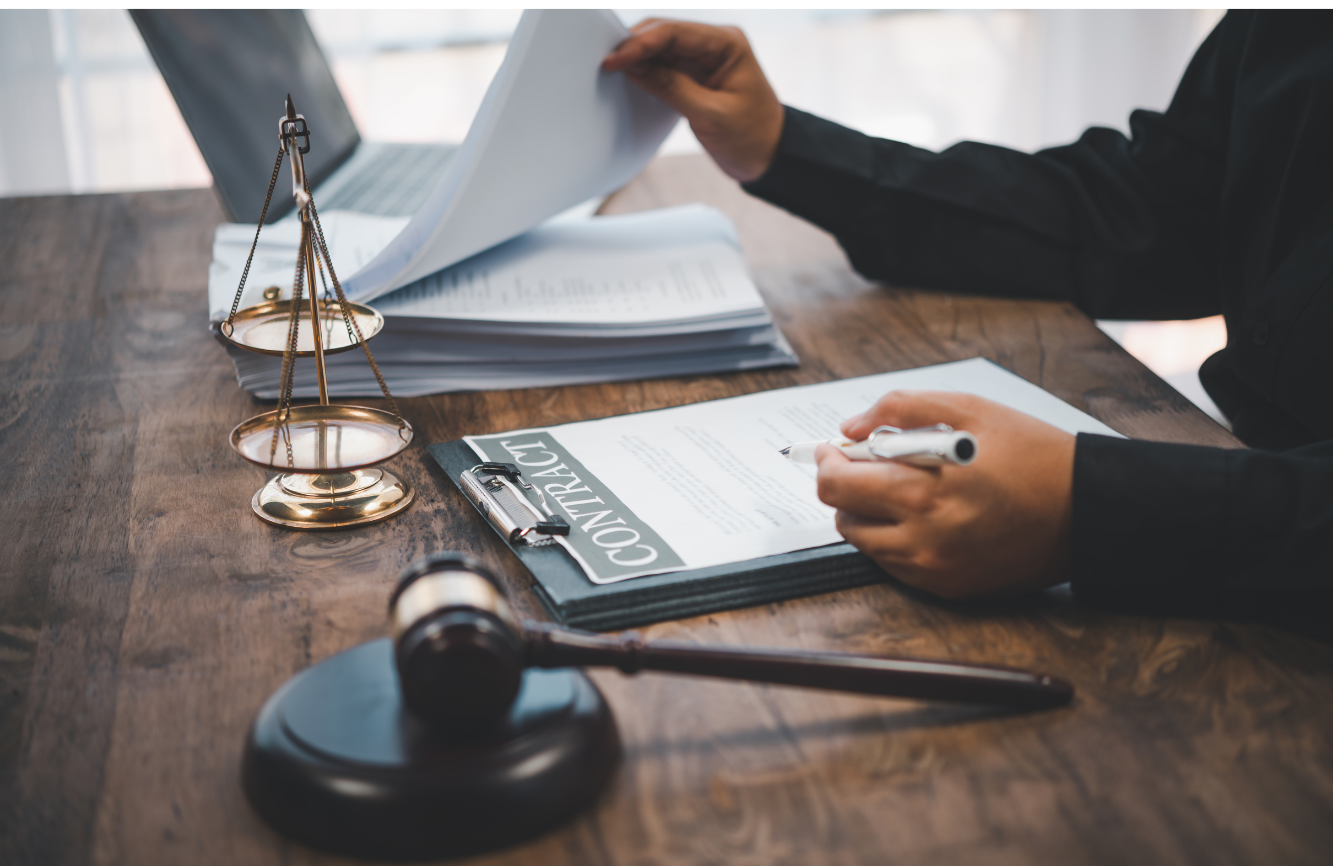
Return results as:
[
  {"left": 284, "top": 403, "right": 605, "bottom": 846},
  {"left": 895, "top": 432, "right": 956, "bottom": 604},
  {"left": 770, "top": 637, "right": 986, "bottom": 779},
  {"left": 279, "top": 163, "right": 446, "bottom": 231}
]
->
[{"left": 316, "top": 142, "right": 459, "bottom": 217}]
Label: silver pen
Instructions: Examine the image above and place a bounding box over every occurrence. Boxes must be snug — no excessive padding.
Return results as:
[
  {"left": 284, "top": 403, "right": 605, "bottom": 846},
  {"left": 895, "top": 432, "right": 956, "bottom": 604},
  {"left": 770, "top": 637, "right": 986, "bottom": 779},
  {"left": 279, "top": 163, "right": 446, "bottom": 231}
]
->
[{"left": 780, "top": 424, "right": 978, "bottom": 467}]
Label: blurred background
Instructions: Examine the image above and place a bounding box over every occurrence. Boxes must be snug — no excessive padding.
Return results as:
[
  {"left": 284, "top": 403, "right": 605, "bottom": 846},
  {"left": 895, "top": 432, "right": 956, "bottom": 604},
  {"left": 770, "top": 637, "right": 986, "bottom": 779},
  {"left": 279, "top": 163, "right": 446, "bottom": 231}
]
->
[{"left": 0, "top": 8, "right": 1228, "bottom": 423}]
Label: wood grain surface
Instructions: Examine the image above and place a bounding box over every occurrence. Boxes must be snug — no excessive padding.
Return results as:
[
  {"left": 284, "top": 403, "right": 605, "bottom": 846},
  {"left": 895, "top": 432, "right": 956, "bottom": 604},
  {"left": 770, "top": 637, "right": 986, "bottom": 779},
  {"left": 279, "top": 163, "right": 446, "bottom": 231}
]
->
[{"left": 2, "top": 156, "right": 1330, "bottom": 866}]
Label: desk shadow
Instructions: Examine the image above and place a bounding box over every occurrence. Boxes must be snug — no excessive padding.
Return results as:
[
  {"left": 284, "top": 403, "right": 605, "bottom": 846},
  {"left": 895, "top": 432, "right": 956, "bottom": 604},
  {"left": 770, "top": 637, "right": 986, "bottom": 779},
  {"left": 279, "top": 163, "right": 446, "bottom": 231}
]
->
[
  {"left": 876, "top": 573, "right": 1077, "bottom": 618},
  {"left": 1064, "top": 588, "right": 1333, "bottom": 647},
  {"left": 879, "top": 572, "right": 1333, "bottom": 647},
  {"left": 627, "top": 700, "right": 1042, "bottom": 756}
]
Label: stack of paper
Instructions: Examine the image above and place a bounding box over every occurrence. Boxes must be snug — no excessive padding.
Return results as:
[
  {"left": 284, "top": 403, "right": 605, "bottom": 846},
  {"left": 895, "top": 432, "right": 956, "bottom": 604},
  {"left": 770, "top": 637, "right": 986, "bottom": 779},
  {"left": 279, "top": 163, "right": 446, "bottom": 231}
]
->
[
  {"left": 206, "top": 10, "right": 798, "bottom": 398},
  {"left": 210, "top": 205, "right": 799, "bottom": 397}
]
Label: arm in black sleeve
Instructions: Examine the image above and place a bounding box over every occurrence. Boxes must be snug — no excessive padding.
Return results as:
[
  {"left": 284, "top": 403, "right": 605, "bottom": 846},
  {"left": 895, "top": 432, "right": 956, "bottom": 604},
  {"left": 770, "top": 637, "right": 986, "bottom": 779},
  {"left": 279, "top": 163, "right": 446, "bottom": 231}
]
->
[
  {"left": 742, "top": 13, "right": 1250, "bottom": 321},
  {"left": 1071, "top": 434, "right": 1333, "bottom": 618}
]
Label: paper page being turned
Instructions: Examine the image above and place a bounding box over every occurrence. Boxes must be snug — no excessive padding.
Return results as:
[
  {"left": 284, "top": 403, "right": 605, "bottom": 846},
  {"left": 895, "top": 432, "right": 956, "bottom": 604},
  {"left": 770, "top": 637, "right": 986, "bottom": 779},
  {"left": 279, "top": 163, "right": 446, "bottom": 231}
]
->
[
  {"left": 341, "top": 10, "right": 679, "bottom": 302},
  {"left": 465, "top": 358, "right": 1123, "bottom": 584}
]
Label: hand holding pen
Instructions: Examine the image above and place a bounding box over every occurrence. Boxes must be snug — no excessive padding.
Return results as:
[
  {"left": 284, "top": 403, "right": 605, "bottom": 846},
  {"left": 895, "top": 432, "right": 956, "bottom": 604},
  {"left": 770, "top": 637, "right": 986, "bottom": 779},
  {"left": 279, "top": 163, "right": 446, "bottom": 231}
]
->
[{"left": 801, "top": 390, "right": 1078, "bottom": 601}]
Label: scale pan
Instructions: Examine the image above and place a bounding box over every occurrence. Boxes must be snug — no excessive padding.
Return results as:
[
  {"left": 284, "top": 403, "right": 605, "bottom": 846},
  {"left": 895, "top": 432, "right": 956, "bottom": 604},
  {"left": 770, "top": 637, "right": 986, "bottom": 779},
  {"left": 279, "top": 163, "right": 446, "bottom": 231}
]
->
[
  {"left": 220, "top": 300, "right": 384, "bottom": 356},
  {"left": 230, "top": 405, "right": 412, "bottom": 472}
]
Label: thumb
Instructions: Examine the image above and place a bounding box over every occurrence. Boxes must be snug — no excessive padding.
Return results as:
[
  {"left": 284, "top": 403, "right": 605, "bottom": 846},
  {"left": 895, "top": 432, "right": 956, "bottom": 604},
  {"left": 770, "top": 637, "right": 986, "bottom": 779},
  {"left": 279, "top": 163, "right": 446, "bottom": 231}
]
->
[{"left": 625, "top": 64, "right": 718, "bottom": 119}]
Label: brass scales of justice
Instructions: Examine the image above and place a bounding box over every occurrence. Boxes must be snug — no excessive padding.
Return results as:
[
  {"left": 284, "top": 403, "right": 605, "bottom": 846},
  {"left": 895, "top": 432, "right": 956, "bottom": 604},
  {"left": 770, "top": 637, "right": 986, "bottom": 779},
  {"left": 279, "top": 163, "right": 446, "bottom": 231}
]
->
[{"left": 219, "top": 96, "right": 413, "bottom": 530}]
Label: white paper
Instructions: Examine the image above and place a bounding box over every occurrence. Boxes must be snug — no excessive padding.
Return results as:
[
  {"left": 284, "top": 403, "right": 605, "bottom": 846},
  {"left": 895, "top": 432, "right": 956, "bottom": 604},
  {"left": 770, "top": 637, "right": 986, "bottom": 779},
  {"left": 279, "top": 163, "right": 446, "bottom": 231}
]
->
[
  {"left": 340, "top": 9, "right": 679, "bottom": 301},
  {"left": 464, "top": 358, "right": 1123, "bottom": 584},
  {"left": 375, "top": 205, "right": 764, "bottom": 326}
]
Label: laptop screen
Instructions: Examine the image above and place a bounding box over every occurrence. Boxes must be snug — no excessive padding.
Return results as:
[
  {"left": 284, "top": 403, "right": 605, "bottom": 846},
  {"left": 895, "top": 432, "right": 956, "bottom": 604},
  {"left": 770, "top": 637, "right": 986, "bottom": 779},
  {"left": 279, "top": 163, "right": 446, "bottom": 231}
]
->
[{"left": 132, "top": 10, "right": 361, "bottom": 223}]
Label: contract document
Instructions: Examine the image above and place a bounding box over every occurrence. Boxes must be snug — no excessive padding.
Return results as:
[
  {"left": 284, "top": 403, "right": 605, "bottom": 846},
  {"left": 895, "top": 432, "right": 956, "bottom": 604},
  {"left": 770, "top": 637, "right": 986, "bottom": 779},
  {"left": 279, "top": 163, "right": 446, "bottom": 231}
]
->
[{"left": 464, "top": 358, "right": 1122, "bottom": 584}]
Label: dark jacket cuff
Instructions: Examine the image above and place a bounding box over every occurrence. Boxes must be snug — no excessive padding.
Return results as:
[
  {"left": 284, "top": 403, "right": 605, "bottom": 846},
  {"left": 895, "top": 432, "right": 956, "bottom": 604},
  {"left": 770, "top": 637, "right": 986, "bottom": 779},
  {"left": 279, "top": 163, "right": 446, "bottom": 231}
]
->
[{"left": 1070, "top": 432, "right": 1230, "bottom": 611}]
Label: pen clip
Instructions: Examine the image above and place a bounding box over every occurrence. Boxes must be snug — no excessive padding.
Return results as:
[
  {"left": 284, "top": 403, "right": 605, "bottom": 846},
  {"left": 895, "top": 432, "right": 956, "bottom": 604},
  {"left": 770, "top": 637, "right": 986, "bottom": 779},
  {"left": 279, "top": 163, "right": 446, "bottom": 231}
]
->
[
  {"left": 866, "top": 424, "right": 956, "bottom": 463},
  {"left": 869, "top": 424, "right": 954, "bottom": 437}
]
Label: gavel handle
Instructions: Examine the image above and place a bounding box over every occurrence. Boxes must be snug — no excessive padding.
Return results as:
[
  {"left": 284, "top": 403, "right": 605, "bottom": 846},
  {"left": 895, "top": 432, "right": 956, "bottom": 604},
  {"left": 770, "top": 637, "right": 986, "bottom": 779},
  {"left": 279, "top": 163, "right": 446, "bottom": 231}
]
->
[{"left": 523, "top": 623, "right": 1073, "bottom": 710}]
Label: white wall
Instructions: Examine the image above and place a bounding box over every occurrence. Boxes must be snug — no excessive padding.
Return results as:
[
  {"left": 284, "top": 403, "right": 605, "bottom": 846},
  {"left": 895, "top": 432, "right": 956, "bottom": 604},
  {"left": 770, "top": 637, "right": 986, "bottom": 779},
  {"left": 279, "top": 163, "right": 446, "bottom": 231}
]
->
[
  {"left": 0, "top": 10, "right": 70, "bottom": 196},
  {"left": 1033, "top": 10, "right": 1221, "bottom": 149}
]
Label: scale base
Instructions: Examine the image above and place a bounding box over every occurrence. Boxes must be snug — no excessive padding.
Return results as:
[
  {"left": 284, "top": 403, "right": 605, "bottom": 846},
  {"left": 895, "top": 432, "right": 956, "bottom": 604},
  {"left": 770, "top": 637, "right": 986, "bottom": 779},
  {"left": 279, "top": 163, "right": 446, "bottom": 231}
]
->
[
  {"left": 242, "top": 639, "right": 620, "bottom": 860},
  {"left": 251, "top": 468, "right": 413, "bottom": 530}
]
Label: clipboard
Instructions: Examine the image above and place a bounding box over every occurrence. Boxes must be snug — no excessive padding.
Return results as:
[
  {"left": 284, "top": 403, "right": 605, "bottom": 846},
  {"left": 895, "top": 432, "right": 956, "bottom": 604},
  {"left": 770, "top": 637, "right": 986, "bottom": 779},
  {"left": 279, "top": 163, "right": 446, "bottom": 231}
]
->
[{"left": 428, "top": 440, "right": 884, "bottom": 631}]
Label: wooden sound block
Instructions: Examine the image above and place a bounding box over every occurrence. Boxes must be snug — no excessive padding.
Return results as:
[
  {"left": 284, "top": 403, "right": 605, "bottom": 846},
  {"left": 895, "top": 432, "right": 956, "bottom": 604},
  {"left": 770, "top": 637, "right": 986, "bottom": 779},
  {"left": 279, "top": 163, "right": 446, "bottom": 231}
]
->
[{"left": 242, "top": 638, "right": 621, "bottom": 860}]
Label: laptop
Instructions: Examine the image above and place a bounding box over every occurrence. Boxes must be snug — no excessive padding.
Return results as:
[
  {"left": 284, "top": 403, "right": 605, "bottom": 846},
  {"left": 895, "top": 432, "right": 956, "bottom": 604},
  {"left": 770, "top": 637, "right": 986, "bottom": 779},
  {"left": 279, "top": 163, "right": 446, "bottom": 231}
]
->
[{"left": 131, "top": 10, "right": 458, "bottom": 223}]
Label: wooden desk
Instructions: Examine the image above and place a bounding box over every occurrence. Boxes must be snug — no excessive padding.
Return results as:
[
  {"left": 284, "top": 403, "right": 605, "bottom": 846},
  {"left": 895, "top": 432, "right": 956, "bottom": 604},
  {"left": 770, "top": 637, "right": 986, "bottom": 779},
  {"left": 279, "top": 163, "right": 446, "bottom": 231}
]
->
[{"left": 2, "top": 155, "right": 1331, "bottom": 866}]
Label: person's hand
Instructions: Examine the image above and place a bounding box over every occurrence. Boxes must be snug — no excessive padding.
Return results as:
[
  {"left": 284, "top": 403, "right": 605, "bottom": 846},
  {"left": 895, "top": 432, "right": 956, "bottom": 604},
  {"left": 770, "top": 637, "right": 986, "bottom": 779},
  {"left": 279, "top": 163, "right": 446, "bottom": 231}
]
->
[
  {"left": 815, "top": 391, "right": 1077, "bottom": 600},
  {"left": 602, "top": 19, "right": 784, "bottom": 183}
]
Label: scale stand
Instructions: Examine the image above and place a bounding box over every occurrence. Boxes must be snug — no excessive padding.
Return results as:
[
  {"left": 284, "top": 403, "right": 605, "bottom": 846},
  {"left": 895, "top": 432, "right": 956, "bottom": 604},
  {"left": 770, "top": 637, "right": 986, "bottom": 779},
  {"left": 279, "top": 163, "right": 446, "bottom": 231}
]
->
[{"left": 220, "top": 96, "right": 413, "bottom": 530}]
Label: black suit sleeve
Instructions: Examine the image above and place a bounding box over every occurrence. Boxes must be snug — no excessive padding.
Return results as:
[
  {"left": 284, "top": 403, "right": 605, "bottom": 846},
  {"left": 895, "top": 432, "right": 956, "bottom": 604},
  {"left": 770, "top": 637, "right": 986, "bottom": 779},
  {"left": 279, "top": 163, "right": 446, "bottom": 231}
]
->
[{"left": 743, "top": 14, "right": 1247, "bottom": 321}]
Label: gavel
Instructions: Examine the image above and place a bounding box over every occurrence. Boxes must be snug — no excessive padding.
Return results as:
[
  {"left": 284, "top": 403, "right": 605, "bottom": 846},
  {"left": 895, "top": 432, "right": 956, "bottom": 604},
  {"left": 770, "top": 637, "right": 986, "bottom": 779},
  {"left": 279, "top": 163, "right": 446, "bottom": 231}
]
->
[
  {"left": 242, "top": 553, "right": 1076, "bottom": 860},
  {"left": 390, "top": 553, "right": 1074, "bottom": 731}
]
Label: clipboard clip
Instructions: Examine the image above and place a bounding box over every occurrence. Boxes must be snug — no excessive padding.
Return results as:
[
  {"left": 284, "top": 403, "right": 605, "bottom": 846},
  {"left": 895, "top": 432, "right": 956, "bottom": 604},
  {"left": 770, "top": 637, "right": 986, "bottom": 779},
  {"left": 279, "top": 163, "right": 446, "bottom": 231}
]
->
[{"left": 459, "top": 462, "right": 570, "bottom": 547}]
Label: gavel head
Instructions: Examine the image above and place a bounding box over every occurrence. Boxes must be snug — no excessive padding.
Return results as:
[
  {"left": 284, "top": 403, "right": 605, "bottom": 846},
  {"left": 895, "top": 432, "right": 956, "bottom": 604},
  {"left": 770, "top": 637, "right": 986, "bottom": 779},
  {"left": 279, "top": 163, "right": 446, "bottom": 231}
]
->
[{"left": 389, "top": 553, "right": 525, "bottom": 732}]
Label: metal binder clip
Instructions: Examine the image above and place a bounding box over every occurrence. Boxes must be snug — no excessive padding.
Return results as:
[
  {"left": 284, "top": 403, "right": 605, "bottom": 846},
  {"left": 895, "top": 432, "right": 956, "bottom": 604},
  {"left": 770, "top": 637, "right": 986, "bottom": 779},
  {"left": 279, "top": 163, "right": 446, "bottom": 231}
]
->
[{"left": 459, "top": 462, "right": 571, "bottom": 546}]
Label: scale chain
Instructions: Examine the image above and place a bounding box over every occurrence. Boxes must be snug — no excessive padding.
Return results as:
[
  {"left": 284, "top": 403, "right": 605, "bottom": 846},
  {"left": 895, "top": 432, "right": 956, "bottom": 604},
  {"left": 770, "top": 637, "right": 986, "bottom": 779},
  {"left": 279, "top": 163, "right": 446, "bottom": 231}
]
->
[
  {"left": 312, "top": 243, "right": 354, "bottom": 348},
  {"left": 222, "top": 146, "right": 286, "bottom": 338},
  {"left": 306, "top": 188, "right": 409, "bottom": 438}
]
